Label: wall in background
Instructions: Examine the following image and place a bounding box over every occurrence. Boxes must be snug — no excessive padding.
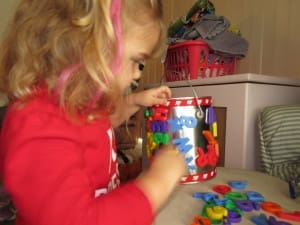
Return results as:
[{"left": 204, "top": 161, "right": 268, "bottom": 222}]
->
[
  {"left": 0, "top": 1, "right": 19, "bottom": 106},
  {"left": 0, "top": 1, "right": 19, "bottom": 37},
  {"left": 141, "top": 0, "right": 300, "bottom": 87},
  {"left": 1, "top": 1, "right": 300, "bottom": 87}
]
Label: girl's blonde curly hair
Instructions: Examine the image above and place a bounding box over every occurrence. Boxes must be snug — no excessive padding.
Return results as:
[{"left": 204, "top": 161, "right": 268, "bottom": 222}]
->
[{"left": 0, "top": 0, "right": 164, "bottom": 117}]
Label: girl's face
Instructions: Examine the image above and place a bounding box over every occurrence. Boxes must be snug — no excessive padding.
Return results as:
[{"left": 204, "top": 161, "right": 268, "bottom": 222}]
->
[{"left": 116, "top": 22, "right": 161, "bottom": 93}]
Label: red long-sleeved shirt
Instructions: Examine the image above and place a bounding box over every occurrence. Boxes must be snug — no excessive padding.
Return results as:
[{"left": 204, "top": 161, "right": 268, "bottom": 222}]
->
[{"left": 0, "top": 89, "right": 154, "bottom": 225}]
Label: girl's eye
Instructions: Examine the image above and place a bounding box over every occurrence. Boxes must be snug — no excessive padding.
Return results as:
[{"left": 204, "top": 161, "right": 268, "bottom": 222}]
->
[
  {"left": 138, "top": 63, "right": 145, "bottom": 71},
  {"left": 132, "top": 59, "right": 146, "bottom": 71}
]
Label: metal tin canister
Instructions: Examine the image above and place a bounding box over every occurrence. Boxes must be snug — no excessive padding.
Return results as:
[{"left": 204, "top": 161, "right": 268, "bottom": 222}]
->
[{"left": 144, "top": 97, "right": 219, "bottom": 184}]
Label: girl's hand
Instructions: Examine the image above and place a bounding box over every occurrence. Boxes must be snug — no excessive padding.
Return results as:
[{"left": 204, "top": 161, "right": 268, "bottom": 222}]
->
[
  {"left": 149, "top": 144, "right": 186, "bottom": 182},
  {"left": 131, "top": 85, "right": 171, "bottom": 107},
  {"left": 111, "top": 86, "right": 171, "bottom": 127},
  {"left": 135, "top": 144, "right": 186, "bottom": 213}
]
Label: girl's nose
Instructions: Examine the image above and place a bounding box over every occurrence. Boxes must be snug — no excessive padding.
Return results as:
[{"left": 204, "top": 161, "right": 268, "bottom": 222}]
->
[{"left": 132, "top": 70, "right": 142, "bottom": 80}]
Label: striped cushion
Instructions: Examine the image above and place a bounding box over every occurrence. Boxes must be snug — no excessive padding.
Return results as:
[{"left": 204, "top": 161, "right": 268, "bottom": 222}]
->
[{"left": 258, "top": 105, "right": 300, "bottom": 181}]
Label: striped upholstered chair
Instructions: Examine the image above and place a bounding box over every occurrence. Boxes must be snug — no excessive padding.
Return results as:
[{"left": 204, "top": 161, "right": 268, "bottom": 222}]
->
[{"left": 258, "top": 105, "right": 300, "bottom": 182}]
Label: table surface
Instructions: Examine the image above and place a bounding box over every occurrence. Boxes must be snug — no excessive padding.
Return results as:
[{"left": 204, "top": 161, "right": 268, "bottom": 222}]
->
[{"left": 154, "top": 167, "right": 300, "bottom": 225}]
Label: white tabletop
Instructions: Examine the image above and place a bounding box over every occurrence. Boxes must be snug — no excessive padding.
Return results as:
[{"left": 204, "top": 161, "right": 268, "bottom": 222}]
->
[{"left": 154, "top": 167, "right": 300, "bottom": 225}]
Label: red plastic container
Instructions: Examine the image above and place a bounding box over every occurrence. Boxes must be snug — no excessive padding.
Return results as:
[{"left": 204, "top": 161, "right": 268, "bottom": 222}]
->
[{"left": 164, "top": 40, "right": 237, "bottom": 81}]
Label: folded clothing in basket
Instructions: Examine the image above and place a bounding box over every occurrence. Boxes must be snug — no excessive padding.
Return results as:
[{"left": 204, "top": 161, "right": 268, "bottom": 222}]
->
[{"left": 169, "top": 14, "right": 248, "bottom": 57}]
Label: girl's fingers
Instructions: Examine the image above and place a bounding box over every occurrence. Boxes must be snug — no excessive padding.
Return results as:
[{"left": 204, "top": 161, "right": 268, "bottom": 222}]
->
[{"left": 157, "top": 86, "right": 171, "bottom": 98}]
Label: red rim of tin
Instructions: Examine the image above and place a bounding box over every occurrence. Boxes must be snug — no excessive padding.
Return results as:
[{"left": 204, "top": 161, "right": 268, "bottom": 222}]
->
[{"left": 180, "top": 168, "right": 217, "bottom": 184}]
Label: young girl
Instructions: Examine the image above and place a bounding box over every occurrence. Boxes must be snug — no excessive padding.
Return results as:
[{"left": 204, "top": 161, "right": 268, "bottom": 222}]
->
[{"left": 0, "top": 0, "right": 186, "bottom": 225}]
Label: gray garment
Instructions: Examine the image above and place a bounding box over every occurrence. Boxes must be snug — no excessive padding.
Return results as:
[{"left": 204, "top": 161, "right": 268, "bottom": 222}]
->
[{"left": 178, "top": 14, "right": 248, "bottom": 57}]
